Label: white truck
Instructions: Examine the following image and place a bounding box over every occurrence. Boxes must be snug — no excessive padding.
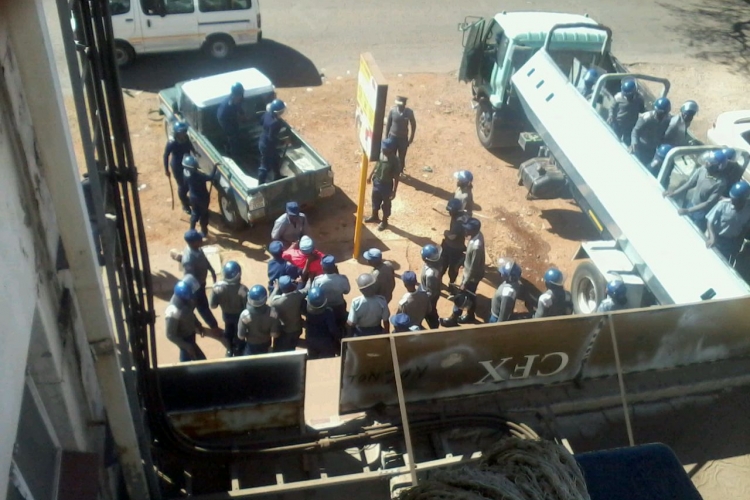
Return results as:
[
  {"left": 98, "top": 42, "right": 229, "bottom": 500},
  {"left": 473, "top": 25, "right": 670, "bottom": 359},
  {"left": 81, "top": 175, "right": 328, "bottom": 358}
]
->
[{"left": 458, "top": 12, "right": 750, "bottom": 312}]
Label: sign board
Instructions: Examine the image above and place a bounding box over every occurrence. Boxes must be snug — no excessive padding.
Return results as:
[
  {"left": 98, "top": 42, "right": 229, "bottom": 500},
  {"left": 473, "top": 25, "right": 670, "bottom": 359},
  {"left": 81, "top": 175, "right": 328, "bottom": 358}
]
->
[
  {"left": 339, "top": 297, "right": 750, "bottom": 414},
  {"left": 355, "top": 53, "right": 388, "bottom": 161}
]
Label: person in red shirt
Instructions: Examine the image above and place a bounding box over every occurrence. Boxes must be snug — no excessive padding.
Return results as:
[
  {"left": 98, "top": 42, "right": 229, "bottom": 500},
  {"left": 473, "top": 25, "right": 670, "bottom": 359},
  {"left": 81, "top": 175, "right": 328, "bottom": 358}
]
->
[{"left": 282, "top": 235, "right": 324, "bottom": 282}]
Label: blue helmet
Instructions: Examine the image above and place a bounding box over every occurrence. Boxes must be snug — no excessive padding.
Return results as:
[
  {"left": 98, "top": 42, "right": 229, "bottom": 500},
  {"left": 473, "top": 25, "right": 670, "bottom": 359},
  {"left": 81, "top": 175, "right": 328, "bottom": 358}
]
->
[
  {"left": 730, "top": 181, "right": 750, "bottom": 200},
  {"left": 174, "top": 280, "right": 194, "bottom": 301},
  {"left": 653, "top": 97, "right": 671, "bottom": 112},
  {"left": 446, "top": 198, "right": 463, "bottom": 213},
  {"left": 606, "top": 279, "right": 627, "bottom": 300},
  {"left": 390, "top": 313, "right": 412, "bottom": 329},
  {"left": 182, "top": 274, "right": 200, "bottom": 293},
  {"left": 173, "top": 121, "right": 189, "bottom": 134},
  {"left": 721, "top": 147, "right": 736, "bottom": 161},
  {"left": 705, "top": 150, "right": 727, "bottom": 169},
  {"left": 269, "top": 240, "right": 284, "bottom": 256},
  {"left": 680, "top": 100, "right": 699, "bottom": 117},
  {"left": 269, "top": 99, "right": 286, "bottom": 114},
  {"left": 421, "top": 244, "right": 441, "bottom": 262},
  {"left": 583, "top": 68, "right": 599, "bottom": 87},
  {"left": 499, "top": 260, "right": 522, "bottom": 281},
  {"left": 307, "top": 286, "right": 327, "bottom": 308},
  {"left": 381, "top": 137, "right": 397, "bottom": 151},
  {"left": 655, "top": 144, "right": 673, "bottom": 159},
  {"left": 621, "top": 78, "right": 637, "bottom": 95},
  {"left": 248, "top": 285, "right": 268, "bottom": 307},
  {"left": 544, "top": 268, "right": 564, "bottom": 288},
  {"left": 401, "top": 270, "right": 418, "bottom": 285},
  {"left": 455, "top": 170, "right": 473, "bottom": 185},
  {"left": 182, "top": 155, "right": 198, "bottom": 169},
  {"left": 222, "top": 261, "right": 241, "bottom": 282},
  {"left": 184, "top": 229, "right": 204, "bottom": 243},
  {"left": 462, "top": 217, "right": 481, "bottom": 235},
  {"left": 279, "top": 275, "right": 296, "bottom": 292},
  {"left": 230, "top": 82, "right": 244, "bottom": 96}
]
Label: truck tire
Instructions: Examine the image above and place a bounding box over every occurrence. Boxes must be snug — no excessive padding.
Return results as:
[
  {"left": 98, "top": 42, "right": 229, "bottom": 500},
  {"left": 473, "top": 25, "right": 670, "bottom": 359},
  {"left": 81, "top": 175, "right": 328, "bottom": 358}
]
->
[
  {"left": 571, "top": 260, "right": 607, "bottom": 314},
  {"left": 219, "top": 190, "right": 245, "bottom": 230},
  {"left": 114, "top": 41, "right": 135, "bottom": 68},
  {"left": 475, "top": 99, "right": 499, "bottom": 149},
  {"left": 205, "top": 35, "right": 235, "bottom": 60}
]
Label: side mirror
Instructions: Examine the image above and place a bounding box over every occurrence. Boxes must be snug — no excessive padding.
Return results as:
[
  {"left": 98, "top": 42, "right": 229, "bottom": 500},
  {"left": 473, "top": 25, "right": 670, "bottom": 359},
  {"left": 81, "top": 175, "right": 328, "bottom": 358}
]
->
[{"left": 457, "top": 22, "right": 467, "bottom": 32}]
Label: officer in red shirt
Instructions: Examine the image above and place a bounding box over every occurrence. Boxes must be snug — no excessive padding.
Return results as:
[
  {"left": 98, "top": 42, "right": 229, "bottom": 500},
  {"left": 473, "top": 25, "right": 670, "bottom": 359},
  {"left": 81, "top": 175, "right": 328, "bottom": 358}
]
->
[{"left": 282, "top": 235, "right": 324, "bottom": 281}]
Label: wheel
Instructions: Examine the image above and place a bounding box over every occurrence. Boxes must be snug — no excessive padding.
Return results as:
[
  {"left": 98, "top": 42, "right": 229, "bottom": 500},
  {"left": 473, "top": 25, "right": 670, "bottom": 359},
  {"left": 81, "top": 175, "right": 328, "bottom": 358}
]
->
[
  {"left": 114, "top": 41, "right": 135, "bottom": 68},
  {"left": 219, "top": 190, "right": 245, "bottom": 230},
  {"left": 205, "top": 36, "right": 235, "bottom": 60},
  {"left": 571, "top": 260, "right": 607, "bottom": 314}
]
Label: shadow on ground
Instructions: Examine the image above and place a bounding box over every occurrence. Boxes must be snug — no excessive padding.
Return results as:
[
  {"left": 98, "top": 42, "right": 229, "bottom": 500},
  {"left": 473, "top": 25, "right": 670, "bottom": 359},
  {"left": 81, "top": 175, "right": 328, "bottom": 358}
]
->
[
  {"left": 119, "top": 39, "right": 323, "bottom": 92},
  {"left": 539, "top": 208, "right": 601, "bottom": 242}
]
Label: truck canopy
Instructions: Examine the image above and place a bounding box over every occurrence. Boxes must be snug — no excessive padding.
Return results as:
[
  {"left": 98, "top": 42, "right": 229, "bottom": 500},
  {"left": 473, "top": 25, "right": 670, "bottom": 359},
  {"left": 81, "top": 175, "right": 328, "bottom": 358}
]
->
[
  {"left": 181, "top": 68, "right": 275, "bottom": 109},
  {"left": 495, "top": 12, "right": 606, "bottom": 49}
]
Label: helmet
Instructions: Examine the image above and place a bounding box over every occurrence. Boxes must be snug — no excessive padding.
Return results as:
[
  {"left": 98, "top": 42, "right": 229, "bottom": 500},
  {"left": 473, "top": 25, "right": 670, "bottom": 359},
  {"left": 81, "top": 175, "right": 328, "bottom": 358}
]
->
[
  {"left": 401, "top": 270, "right": 418, "bottom": 285},
  {"left": 421, "top": 244, "right": 441, "bottom": 262},
  {"left": 173, "top": 121, "right": 189, "bottom": 134},
  {"left": 299, "top": 236, "right": 315, "bottom": 254},
  {"left": 184, "top": 229, "right": 204, "bottom": 243},
  {"left": 182, "top": 155, "right": 198, "bottom": 169},
  {"left": 222, "top": 261, "right": 241, "bottom": 282},
  {"left": 269, "top": 99, "right": 286, "bottom": 114},
  {"left": 307, "top": 286, "right": 327, "bottom": 308},
  {"left": 381, "top": 137, "right": 397, "bottom": 151},
  {"left": 653, "top": 97, "right": 671, "bottom": 112},
  {"left": 655, "top": 144, "right": 673, "bottom": 159},
  {"left": 606, "top": 279, "right": 627, "bottom": 300},
  {"left": 390, "top": 313, "right": 412, "bottom": 330},
  {"left": 680, "top": 100, "right": 699, "bottom": 117},
  {"left": 499, "top": 260, "right": 522, "bottom": 281},
  {"left": 721, "top": 147, "right": 736, "bottom": 161},
  {"left": 730, "top": 181, "right": 750, "bottom": 200},
  {"left": 248, "top": 285, "right": 268, "bottom": 307},
  {"left": 462, "top": 217, "right": 481, "bottom": 235},
  {"left": 174, "top": 280, "right": 193, "bottom": 301},
  {"left": 279, "top": 275, "right": 296, "bottom": 292},
  {"left": 356, "top": 273, "right": 376, "bottom": 290},
  {"left": 446, "top": 198, "right": 463, "bottom": 213},
  {"left": 363, "top": 248, "right": 382, "bottom": 262},
  {"left": 621, "top": 78, "right": 637, "bottom": 95},
  {"left": 454, "top": 170, "right": 473, "bottom": 185},
  {"left": 269, "top": 240, "right": 284, "bottom": 256},
  {"left": 583, "top": 68, "right": 599, "bottom": 87},
  {"left": 544, "top": 268, "right": 564, "bottom": 288},
  {"left": 230, "top": 82, "right": 244, "bottom": 96},
  {"left": 705, "top": 150, "right": 727, "bottom": 169}
]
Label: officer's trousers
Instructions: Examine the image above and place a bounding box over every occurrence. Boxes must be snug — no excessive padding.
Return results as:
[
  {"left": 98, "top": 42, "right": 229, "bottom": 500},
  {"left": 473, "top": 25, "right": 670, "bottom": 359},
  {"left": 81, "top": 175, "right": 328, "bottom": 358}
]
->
[
  {"left": 274, "top": 329, "right": 302, "bottom": 352},
  {"left": 195, "top": 286, "right": 218, "bottom": 329},
  {"left": 453, "top": 281, "right": 479, "bottom": 317},
  {"left": 440, "top": 246, "right": 464, "bottom": 284},
  {"left": 259, "top": 147, "right": 281, "bottom": 185},
  {"left": 223, "top": 312, "right": 245, "bottom": 356},
  {"left": 425, "top": 296, "right": 440, "bottom": 329},
  {"left": 171, "top": 164, "right": 190, "bottom": 210},
  {"left": 179, "top": 334, "right": 207, "bottom": 362},
  {"left": 189, "top": 196, "right": 210, "bottom": 233},
  {"left": 389, "top": 135, "right": 409, "bottom": 173},
  {"left": 371, "top": 184, "right": 392, "bottom": 218}
]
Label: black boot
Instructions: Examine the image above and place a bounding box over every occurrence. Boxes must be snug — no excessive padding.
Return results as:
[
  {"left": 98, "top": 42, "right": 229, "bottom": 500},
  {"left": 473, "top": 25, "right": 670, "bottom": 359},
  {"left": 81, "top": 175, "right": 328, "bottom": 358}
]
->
[
  {"left": 458, "top": 313, "right": 476, "bottom": 324},
  {"left": 364, "top": 210, "right": 380, "bottom": 223},
  {"left": 439, "top": 312, "right": 460, "bottom": 328},
  {"left": 377, "top": 217, "right": 389, "bottom": 231}
]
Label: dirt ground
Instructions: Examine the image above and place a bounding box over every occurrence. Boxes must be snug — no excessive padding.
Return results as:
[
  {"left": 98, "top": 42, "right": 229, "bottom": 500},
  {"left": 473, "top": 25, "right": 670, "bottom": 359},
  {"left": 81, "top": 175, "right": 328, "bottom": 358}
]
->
[{"left": 82, "top": 61, "right": 747, "bottom": 365}]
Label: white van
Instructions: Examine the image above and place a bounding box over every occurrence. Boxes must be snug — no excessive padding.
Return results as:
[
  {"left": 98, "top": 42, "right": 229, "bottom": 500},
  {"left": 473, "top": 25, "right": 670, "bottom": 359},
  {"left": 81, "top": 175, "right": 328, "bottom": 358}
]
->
[{"left": 108, "top": 0, "right": 261, "bottom": 67}]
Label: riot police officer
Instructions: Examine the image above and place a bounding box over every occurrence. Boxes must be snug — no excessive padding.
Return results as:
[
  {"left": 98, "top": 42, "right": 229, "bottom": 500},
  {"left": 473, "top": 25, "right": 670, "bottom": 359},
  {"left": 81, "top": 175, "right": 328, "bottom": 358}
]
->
[
  {"left": 608, "top": 78, "right": 645, "bottom": 145},
  {"left": 165, "top": 279, "right": 207, "bottom": 362},
  {"left": 182, "top": 155, "right": 214, "bottom": 235},
  {"left": 347, "top": 274, "right": 390, "bottom": 336},
  {"left": 664, "top": 100, "right": 699, "bottom": 147},
  {"left": 163, "top": 121, "right": 199, "bottom": 214},
  {"left": 258, "top": 99, "right": 289, "bottom": 185},
  {"left": 238, "top": 285, "right": 280, "bottom": 355},
  {"left": 706, "top": 180, "right": 750, "bottom": 262},
  {"left": 596, "top": 279, "right": 628, "bottom": 313},
  {"left": 209, "top": 261, "right": 248, "bottom": 357},
  {"left": 534, "top": 268, "right": 572, "bottom": 318},
  {"left": 631, "top": 97, "right": 672, "bottom": 165},
  {"left": 440, "top": 198, "right": 467, "bottom": 285},
  {"left": 420, "top": 244, "right": 442, "bottom": 329},
  {"left": 217, "top": 82, "right": 246, "bottom": 156}
]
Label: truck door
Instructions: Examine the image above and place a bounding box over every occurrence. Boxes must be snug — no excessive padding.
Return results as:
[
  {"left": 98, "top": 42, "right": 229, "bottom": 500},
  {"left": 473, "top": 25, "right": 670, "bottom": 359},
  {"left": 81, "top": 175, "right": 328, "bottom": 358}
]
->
[
  {"left": 110, "top": 0, "right": 139, "bottom": 42},
  {"left": 138, "top": 0, "right": 200, "bottom": 53},
  {"left": 458, "top": 17, "right": 486, "bottom": 83}
]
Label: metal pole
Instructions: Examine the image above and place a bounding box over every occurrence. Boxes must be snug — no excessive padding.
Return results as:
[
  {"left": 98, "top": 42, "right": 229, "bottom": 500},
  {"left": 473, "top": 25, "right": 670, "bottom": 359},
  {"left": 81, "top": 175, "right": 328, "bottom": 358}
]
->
[
  {"left": 389, "top": 335, "right": 419, "bottom": 487},
  {"left": 353, "top": 151, "right": 368, "bottom": 258},
  {"left": 607, "top": 314, "right": 635, "bottom": 446}
]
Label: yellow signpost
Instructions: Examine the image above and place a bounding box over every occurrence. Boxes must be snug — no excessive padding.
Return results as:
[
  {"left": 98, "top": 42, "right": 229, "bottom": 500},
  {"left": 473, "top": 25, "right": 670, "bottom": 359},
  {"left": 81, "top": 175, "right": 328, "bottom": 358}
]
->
[{"left": 353, "top": 53, "right": 388, "bottom": 258}]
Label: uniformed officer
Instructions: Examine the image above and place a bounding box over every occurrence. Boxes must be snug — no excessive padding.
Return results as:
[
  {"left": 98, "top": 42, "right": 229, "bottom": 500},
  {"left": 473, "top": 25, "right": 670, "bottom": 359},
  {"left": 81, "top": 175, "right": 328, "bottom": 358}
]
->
[
  {"left": 706, "top": 181, "right": 750, "bottom": 262},
  {"left": 397, "top": 271, "right": 431, "bottom": 329},
  {"left": 311, "top": 255, "right": 351, "bottom": 339},
  {"left": 578, "top": 68, "right": 599, "bottom": 100},
  {"left": 182, "top": 155, "right": 214, "bottom": 235},
  {"left": 453, "top": 170, "right": 474, "bottom": 217},
  {"left": 258, "top": 99, "right": 290, "bottom": 185},
  {"left": 238, "top": 285, "right": 280, "bottom": 355},
  {"left": 209, "top": 261, "right": 248, "bottom": 357},
  {"left": 385, "top": 96, "right": 417, "bottom": 174},
  {"left": 346, "top": 274, "right": 390, "bottom": 336},
  {"left": 608, "top": 78, "right": 645, "bottom": 145},
  {"left": 664, "top": 150, "right": 728, "bottom": 231},
  {"left": 363, "top": 248, "right": 396, "bottom": 303},
  {"left": 271, "top": 201, "right": 308, "bottom": 246},
  {"left": 267, "top": 240, "right": 301, "bottom": 292},
  {"left": 365, "top": 137, "right": 399, "bottom": 231},
  {"left": 664, "top": 100, "right": 699, "bottom": 147},
  {"left": 440, "top": 217, "right": 485, "bottom": 326},
  {"left": 534, "top": 268, "right": 572, "bottom": 318},
  {"left": 283, "top": 235, "right": 325, "bottom": 280},
  {"left": 649, "top": 144, "right": 673, "bottom": 177},
  {"left": 596, "top": 279, "right": 628, "bottom": 313},
  {"left": 390, "top": 313, "right": 420, "bottom": 333},
  {"left": 722, "top": 148, "right": 744, "bottom": 191},
  {"left": 165, "top": 279, "right": 207, "bottom": 362},
  {"left": 304, "top": 287, "right": 339, "bottom": 359},
  {"left": 440, "top": 199, "right": 467, "bottom": 284},
  {"left": 216, "top": 82, "right": 246, "bottom": 156},
  {"left": 489, "top": 260, "right": 524, "bottom": 323},
  {"left": 631, "top": 97, "right": 672, "bottom": 165},
  {"left": 269, "top": 275, "right": 306, "bottom": 352},
  {"left": 163, "top": 121, "right": 199, "bottom": 214},
  {"left": 179, "top": 229, "right": 220, "bottom": 333},
  {"left": 419, "top": 244, "right": 442, "bottom": 329}
]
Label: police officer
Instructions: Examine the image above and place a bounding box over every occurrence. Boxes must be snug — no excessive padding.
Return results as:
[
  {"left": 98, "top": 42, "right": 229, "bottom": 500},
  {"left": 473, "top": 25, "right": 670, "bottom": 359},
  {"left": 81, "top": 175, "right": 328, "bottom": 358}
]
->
[
  {"left": 578, "top": 68, "right": 599, "bottom": 100},
  {"left": 269, "top": 275, "right": 306, "bottom": 352},
  {"left": 238, "top": 285, "right": 280, "bottom": 355},
  {"left": 365, "top": 137, "right": 399, "bottom": 231},
  {"left": 258, "top": 99, "right": 289, "bottom": 185},
  {"left": 390, "top": 313, "right": 420, "bottom": 333},
  {"left": 182, "top": 155, "right": 214, "bottom": 235},
  {"left": 179, "top": 229, "right": 220, "bottom": 333},
  {"left": 631, "top": 97, "right": 672, "bottom": 165},
  {"left": 363, "top": 248, "right": 396, "bottom": 303},
  {"left": 311, "top": 255, "right": 351, "bottom": 339},
  {"left": 534, "top": 268, "right": 572, "bottom": 318},
  {"left": 453, "top": 170, "right": 474, "bottom": 217},
  {"left": 608, "top": 78, "right": 645, "bottom": 145},
  {"left": 163, "top": 121, "right": 199, "bottom": 214},
  {"left": 271, "top": 201, "right": 308, "bottom": 246},
  {"left": 706, "top": 181, "right": 750, "bottom": 262},
  {"left": 385, "top": 96, "right": 417, "bottom": 174},
  {"left": 217, "top": 82, "right": 246, "bottom": 156},
  {"left": 649, "top": 144, "right": 673, "bottom": 177},
  {"left": 722, "top": 148, "right": 744, "bottom": 190},
  {"left": 665, "top": 150, "right": 728, "bottom": 231},
  {"left": 664, "top": 100, "right": 699, "bottom": 147},
  {"left": 420, "top": 244, "right": 442, "bottom": 329},
  {"left": 267, "top": 240, "right": 301, "bottom": 292},
  {"left": 489, "top": 260, "right": 523, "bottom": 323},
  {"left": 397, "top": 271, "right": 431, "bottom": 329},
  {"left": 347, "top": 274, "right": 390, "bottom": 337},
  {"left": 596, "top": 279, "right": 628, "bottom": 313},
  {"left": 305, "top": 287, "right": 339, "bottom": 359},
  {"left": 209, "top": 261, "right": 248, "bottom": 357},
  {"left": 165, "top": 279, "right": 207, "bottom": 362},
  {"left": 440, "top": 217, "right": 485, "bottom": 326},
  {"left": 440, "top": 199, "right": 467, "bottom": 284}
]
